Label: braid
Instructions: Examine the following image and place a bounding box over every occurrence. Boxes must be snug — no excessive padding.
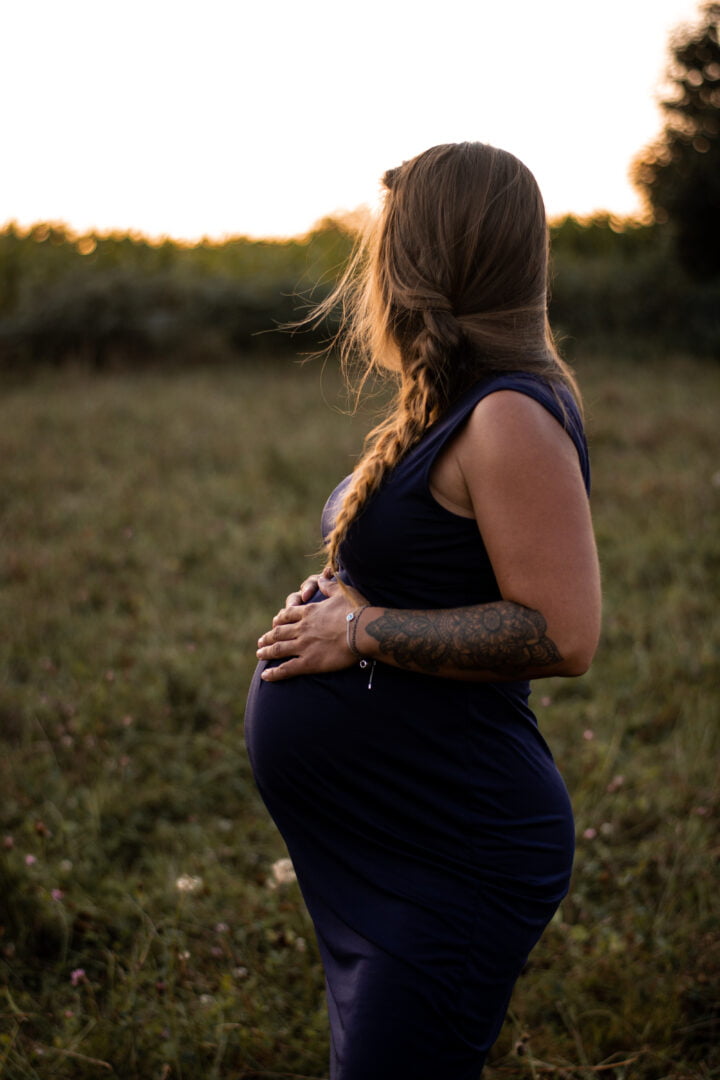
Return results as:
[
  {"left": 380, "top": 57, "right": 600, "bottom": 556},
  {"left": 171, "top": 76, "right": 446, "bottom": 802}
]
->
[{"left": 325, "top": 307, "right": 457, "bottom": 574}]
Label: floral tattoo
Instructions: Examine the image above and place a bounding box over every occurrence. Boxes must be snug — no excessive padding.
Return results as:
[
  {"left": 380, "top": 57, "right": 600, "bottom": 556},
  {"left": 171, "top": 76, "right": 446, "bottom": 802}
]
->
[{"left": 365, "top": 602, "right": 562, "bottom": 677}]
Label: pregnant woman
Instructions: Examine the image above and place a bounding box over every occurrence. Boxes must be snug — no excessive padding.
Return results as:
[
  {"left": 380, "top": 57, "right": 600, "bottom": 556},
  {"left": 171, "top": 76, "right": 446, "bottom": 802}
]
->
[{"left": 245, "top": 142, "right": 601, "bottom": 1079}]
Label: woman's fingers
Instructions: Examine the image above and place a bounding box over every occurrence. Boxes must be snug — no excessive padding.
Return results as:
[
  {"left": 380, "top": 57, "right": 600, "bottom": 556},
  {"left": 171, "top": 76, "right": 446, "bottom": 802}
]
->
[
  {"left": 260, "top": 658, "right": 305, "bottom": 681},
  {"left": 299, "top": 574, "right": 322, "bottom": 600},
  {"left": 285, "top": 572, "right": 327, "bottom": 607},
  {"left": 316, "top": 575, "right": 367, "bottom": 608},
  {"left": 257, "top": 620, "right": 299, "bottom": 650},
  {"left": 257, "top": 570, "right": 364, "bottom": 678},
  {"left": 284, "top": 567, "right": 341, "bottom": 608},
  {"left": 272, "top": 605, "right": 304, "bottom": 628}
]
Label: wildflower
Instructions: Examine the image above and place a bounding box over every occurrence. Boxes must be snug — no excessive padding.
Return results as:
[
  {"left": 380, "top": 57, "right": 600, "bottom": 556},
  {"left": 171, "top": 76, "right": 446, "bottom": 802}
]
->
[
  {"left": 539, "top": 696, "right": 552, "bottom": 707},
  {"left": 606, "top": 775, "right": 625, "bottom": 793},
  {"left": 175, "top": 874, "right": 203, "bottom": 893},
  {"left": 583, "top": 729, "right": 594, "bottom": 741},
  {"left": 295, "top": 937, "right": 307, "bottom": 953},
  {"left": 51, "top": 889, "right": 65, "bottom": 901},
  {"left": 2, "top": 836, "right": 13, "bottom": 849},
  {"left": 583, "top": 827, "right": 597, "bottom": 840},
  {"left": 214, "top": 922, "right": 229, "bottom": 933},
  {"left": 267, "top": 857, "right": 297, "bottom": 889},
  {"left": 25, "top": 854, "right": 37, "bottom": 866},
  {"left": 600, "top": 822, "right": 614, "bottom": 836},
  {"left": 60, "top": 859, "right": 73, "bottom": 873},
  {"left": 232, "top": 965, "right": 248, "bottom": 979},
  {"left": 70, "top": 969, "right": 86, "bottom": 987}
]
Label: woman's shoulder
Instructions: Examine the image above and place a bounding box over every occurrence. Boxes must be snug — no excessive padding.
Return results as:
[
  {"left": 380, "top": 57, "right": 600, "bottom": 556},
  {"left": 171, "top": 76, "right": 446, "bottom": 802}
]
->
[
  {"left": 463, "top": 387, "right": 576, "bottom": 457},
  {"left": 454, "top": 373, "right": 590, "bottom": 492}
]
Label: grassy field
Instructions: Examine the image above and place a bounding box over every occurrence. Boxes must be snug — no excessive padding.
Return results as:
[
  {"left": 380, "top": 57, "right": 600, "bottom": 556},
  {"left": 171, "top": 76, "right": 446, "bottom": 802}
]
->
[{"left": 0, "top": 351, "right": 718, "bottom": 1079}]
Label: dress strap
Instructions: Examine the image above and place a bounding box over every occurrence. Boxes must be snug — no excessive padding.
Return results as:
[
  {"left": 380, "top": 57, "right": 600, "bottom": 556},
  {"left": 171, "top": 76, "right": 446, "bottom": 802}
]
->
[{"left": 412, "top": 372, "right": 591, "bottom": 494}]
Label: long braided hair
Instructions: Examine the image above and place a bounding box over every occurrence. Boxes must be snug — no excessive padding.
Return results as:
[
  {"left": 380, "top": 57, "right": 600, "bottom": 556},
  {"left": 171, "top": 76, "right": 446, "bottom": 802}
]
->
[{"left": 315, "top": 142, "right": 580, "bottom": 576}]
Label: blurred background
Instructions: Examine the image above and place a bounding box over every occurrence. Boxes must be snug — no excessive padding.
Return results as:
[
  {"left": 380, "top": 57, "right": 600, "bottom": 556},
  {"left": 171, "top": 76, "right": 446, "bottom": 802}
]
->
[{"left": 0, "top": 2, "right": 718, "bottom": 1078}]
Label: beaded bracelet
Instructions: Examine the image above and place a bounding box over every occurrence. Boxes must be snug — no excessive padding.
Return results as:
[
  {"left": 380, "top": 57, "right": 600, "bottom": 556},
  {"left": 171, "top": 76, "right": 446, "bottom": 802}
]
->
[{"left": 346, "top": 604, "right": 371, "bottom": 668}]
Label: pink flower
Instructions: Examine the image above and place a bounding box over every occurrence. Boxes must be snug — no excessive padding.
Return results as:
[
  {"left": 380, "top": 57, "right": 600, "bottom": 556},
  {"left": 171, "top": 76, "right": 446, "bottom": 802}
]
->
[
  {"left": 70, "top": 969, "right": 86, "bottom": 987},
  {"left": 51, "top": 889, "right": 65, "bottom": 902},
  {"left": 583, "top": 729, "right": 595, "bottom": 741},
  {"left": 583, "top": 827, "right": 597, "bottom": 840},
  {"left": 25, "top": 854, "right": 37, "bottom": 866}
]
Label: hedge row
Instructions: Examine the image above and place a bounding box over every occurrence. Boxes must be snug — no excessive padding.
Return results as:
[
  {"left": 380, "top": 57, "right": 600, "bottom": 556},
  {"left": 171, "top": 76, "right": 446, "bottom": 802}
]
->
[{"left": 0, "top": 215, "right": 717, "bottom": 368}]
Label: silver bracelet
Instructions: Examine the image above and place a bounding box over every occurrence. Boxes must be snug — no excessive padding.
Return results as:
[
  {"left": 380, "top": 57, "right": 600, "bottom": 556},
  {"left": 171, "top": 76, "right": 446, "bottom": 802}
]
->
[{"left": 346, "top": 604, "right": 371, "bottom": 667}]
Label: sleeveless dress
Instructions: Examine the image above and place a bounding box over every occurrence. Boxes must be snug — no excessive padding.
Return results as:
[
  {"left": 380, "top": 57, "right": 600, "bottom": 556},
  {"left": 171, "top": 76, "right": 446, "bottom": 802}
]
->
[{"left": 244, "top": 372, "right": 589, "bottom": 1080}]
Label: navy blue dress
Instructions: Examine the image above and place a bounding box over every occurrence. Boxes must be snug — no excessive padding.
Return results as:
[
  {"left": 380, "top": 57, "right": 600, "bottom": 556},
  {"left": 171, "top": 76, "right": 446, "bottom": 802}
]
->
[{"left": 245, "top": 372, "right": 588, "bottom": 1079}]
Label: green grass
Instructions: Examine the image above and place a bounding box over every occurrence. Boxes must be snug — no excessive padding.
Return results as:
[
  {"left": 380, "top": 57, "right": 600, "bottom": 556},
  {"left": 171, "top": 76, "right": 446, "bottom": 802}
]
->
[{"left": 0, "top": 352, "right": 718, "bottom": 1079}]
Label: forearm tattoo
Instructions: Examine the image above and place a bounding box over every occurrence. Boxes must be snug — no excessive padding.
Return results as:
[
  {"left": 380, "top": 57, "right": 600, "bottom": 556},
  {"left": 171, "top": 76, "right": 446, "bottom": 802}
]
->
[{"left": 365, "top": 602, "right": 562, "bottom": 677}]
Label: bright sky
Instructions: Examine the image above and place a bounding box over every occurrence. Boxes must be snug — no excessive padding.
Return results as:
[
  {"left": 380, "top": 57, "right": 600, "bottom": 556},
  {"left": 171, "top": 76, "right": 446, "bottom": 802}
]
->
[{"left": 0, "top": 0, "right": 706, "bottom": 241}]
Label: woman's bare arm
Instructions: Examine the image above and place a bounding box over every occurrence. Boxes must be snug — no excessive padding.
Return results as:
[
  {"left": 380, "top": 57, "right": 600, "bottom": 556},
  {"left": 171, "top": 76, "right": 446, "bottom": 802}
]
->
[
  {"left": 350, "top": 390, "right": 601, "bottom": 680},
  {"left": 360, "top": 601, "right": 563, "bottom": 680}
]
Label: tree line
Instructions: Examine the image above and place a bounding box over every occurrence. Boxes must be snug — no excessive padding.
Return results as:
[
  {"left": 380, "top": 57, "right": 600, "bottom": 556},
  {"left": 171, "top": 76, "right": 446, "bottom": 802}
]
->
[{"left": 1, "top": 213, "right": 716, "bottom": 369}]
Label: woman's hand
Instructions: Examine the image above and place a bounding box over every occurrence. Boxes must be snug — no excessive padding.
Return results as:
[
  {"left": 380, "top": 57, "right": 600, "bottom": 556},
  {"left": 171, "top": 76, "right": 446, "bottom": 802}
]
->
[
  {"left": 282, "top": 566, "right": 333, "bottom": 609},
  {"left": 257, "top": 573, "right": 369, "bottom": 681}
]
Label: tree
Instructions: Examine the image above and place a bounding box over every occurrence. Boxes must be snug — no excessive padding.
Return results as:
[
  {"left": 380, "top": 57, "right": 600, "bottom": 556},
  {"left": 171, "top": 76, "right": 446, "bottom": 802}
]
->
[{"left": 632, "top": 2, "right": 720, "bottom": 278}]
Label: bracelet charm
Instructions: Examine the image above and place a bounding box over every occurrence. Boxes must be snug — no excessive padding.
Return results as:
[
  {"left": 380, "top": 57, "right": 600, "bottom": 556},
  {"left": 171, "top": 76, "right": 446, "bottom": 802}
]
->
[{"left": 346, "top": 604, "right": 371, "bottom": 664}]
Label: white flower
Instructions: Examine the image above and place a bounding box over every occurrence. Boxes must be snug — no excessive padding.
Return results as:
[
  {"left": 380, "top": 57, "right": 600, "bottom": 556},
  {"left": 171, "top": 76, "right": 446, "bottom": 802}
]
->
[
  {"left": 176, "top": 874, "right": 203, "bottom": 893},
  {"left": 267, "top": 858, "right": 296, "bottom": 889}
]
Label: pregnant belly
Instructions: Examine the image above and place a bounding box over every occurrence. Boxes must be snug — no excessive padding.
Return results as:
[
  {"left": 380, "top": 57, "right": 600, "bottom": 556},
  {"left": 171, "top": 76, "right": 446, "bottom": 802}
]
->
[
  {"left": 244, "top": 660, "right": 572, "bottom": 879},
  {"left": 244, "top": 659, "right": 480, "bottom": 847},
  {"left": 244, "top": 663, "right": 574, "bottom": 975},
  {"left": 244, "top": 661, "right": 367, "bottom": 787}
]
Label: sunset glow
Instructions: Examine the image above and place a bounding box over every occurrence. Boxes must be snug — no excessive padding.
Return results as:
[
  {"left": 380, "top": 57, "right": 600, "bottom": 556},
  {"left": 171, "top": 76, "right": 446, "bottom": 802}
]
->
[{"left": 1, "top": 0, "right": 707, "bottom": 241}]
